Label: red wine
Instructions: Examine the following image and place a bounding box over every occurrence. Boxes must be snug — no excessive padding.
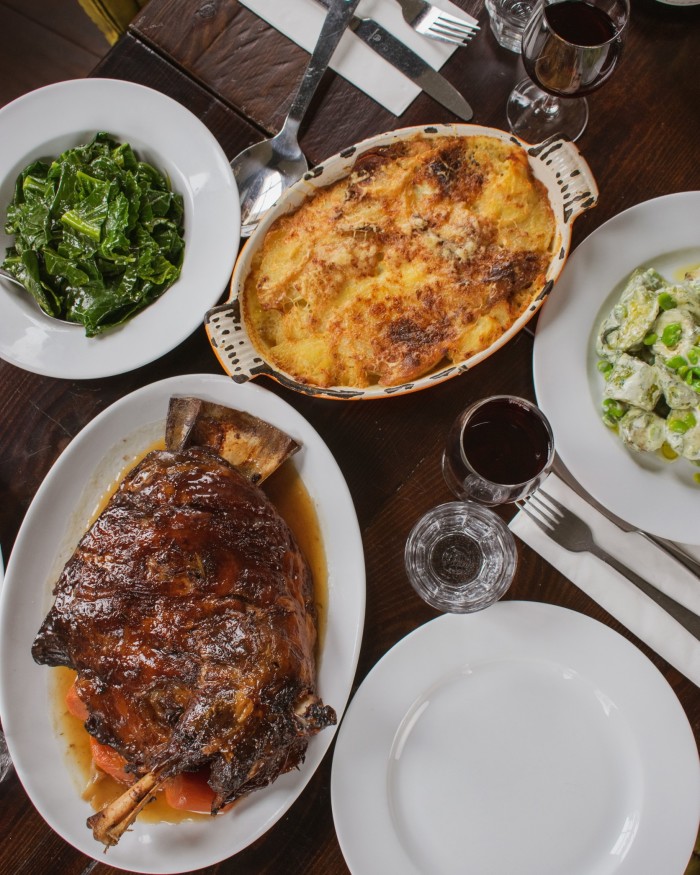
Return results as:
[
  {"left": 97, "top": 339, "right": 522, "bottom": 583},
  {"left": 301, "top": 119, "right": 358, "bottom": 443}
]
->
[
  {"left": 462, "top": 398, "right": 552, "bottom": 486},
  {"left": 546, "top": 0, "right": 616, "bottom": 45},
  {"left": 522, "top": 0, "right": 624, "bottom": 97}
]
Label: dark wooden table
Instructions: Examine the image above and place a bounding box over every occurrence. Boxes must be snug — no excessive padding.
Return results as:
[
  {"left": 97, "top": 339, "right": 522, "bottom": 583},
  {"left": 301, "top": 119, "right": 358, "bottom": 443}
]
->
[{"left": 1, "top": 1, "right": 699, "bottom": 873}]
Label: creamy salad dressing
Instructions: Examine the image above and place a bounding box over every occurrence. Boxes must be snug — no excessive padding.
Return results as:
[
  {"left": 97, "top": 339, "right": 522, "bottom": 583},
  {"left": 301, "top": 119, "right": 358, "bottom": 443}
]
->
[{"left": 596, "top": 263, "right": 700, "bottom": 473}]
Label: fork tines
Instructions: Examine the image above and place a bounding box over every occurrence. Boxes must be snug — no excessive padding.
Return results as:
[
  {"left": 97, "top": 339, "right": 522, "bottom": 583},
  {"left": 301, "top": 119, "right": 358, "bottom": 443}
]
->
[
  {"left": 516, "top": 490, "right": 562, "bottom": 532},
  {"left": 399, "top": 0, "right": 480, "bottom": 47},
  {"left": 425, "top": 12, "right": 479, "bottom": 46},
  {"left": 430, "top": 13, "right": 480, "bottom": 43}
]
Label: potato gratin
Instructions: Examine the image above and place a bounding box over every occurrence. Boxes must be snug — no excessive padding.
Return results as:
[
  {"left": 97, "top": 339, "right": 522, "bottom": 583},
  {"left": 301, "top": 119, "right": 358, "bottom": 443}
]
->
[{"left": 242, "top": 135, "right": 557, "bottom": 389}]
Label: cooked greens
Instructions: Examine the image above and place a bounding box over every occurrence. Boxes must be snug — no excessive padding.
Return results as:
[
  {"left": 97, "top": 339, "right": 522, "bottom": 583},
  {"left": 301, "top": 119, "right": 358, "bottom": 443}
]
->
[
  {"left": 2, "top": 132, "right": 184, "bottom": 336},
  {"left": 596, "top": 265, "right": 700, "bottom": 469}
]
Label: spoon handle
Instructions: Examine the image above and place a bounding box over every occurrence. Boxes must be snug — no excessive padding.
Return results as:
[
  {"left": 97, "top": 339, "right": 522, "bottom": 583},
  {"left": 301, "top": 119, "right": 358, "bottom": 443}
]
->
[
  {"left": 284, "top": 0, "right": 361, "bottom": 135},
  {"left": 0, "top": 266, "right": 26, "bottom": 290}
]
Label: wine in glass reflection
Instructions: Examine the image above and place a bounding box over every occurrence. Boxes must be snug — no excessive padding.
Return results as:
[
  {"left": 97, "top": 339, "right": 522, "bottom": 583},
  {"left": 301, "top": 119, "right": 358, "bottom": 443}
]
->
[
  {"left": 442, "top": 396, "right": 554, "bottom": 506},
  {"left": 506, "top": 0, "right": 630, "bottom": 143}
]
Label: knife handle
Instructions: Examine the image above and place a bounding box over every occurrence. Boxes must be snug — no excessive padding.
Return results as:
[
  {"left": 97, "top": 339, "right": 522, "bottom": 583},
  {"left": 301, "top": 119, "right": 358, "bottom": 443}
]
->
[
  {"left": 640, "top": 532, "right": 700, "bottom": 579},
  {"left": 590, "top": 543, "right": 700, "bottom": 641}
]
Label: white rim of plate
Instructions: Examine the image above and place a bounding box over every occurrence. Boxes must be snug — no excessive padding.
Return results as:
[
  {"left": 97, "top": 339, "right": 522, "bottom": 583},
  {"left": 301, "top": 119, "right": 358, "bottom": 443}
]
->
[
  {"left": 331, "top": 600, "right": 700, "bottom": 875},
  {"left": 0, "top": 78, "right": 239, "bottom": 379}
]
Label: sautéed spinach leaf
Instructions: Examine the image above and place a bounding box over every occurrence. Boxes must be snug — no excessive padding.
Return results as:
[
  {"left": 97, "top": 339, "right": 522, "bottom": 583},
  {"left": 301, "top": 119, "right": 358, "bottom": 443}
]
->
[{"left": 2, "top": 132, "right": 185, "bottom": 336}]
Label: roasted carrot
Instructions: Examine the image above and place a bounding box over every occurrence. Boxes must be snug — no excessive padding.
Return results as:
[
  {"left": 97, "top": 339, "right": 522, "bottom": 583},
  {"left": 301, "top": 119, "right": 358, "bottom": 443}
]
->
[
  {"left": 164, "top": 772, "right": 216, "bottom": 813},
  {"left": 164, "top": 772, "right": 234, "bottom": 814},
  {"left": 65, "top": 679, "right": 89, "bottom": 721},
  {"left": 68, "top": 678, "right": 230, "bottom": 813},
  {"left": 89, "top": 736, "right": 134, "bottom": 785}
]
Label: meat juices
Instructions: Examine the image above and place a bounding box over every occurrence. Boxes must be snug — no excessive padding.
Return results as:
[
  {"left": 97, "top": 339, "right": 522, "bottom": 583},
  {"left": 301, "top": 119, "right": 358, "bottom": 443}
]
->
[{"left": 32, "top": 446, "right": 335, "bottom": 844}]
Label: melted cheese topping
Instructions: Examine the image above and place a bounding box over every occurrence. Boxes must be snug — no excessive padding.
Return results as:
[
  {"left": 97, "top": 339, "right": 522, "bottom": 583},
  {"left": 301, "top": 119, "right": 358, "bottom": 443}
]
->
[{"left": 242, "top": 135, "right": 557, "bottom": 388}]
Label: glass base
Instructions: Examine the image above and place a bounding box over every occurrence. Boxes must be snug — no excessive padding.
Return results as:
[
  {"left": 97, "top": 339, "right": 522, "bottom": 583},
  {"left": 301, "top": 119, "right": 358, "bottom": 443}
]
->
[{"left": 506, "top": 78, "right": 589, "bottom": 143}]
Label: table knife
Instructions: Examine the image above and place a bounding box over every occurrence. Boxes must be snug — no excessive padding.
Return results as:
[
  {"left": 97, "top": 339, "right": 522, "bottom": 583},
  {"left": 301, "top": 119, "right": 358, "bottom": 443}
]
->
[
  {"left": 553, "top": 453, "right": 700, "bottom": 579},
  {"left": 314, "top": 0, "right": 473, "bottom": 120}
]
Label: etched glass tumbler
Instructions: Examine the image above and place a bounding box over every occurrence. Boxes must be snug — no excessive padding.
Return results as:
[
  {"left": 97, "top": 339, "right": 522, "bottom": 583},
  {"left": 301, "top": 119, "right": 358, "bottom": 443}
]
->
[{"left": 405, "top": 501, "right": 518, "bottom": 613}]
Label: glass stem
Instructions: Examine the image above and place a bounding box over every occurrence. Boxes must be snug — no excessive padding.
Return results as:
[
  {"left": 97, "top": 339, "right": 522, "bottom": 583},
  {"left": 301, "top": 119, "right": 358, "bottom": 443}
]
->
[{"left": 535, "top": 93, "right": 561, "bottom": 119}]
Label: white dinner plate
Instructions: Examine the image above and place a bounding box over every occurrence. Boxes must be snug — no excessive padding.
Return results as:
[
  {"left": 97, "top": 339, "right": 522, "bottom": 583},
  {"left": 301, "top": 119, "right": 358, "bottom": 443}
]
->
[
  {"left": 0, "top": 79, "right": 239, "bottom": 379},
  {"left": 533, "top": 191, "right": 700, "bottom": 544},
  {"left": 331, "top": 601, "right": 700, "bottom": 875},
  {"left": 0, "top": 374, "right": 365, "bottom": 873}
]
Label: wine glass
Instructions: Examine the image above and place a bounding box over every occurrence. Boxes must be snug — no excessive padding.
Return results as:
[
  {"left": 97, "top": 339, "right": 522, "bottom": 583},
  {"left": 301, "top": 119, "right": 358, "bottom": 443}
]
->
[
  {"left": 442, "top": 396, "right": 555, "bottom": 506},
  {"left": 506, "top": 0, "right": 630, "bottom": 143}
]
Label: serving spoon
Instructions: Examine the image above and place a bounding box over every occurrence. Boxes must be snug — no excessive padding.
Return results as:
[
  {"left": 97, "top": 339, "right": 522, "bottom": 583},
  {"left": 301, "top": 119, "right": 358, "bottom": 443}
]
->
[
  {"left": 231, "top": 0, "right": 361, "bottom": 237},
  {"left": 0, "top": 266, "right": 79, "bottom": 326}
]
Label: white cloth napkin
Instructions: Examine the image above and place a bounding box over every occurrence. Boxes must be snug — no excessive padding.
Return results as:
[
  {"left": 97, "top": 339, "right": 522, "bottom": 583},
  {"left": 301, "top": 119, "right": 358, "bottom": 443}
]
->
[
  {"left": 239, "top": 0, "right": 466, "bottom": 115},
  {"left": 510, "top": 474, "right": 700, "bottom": 687}
]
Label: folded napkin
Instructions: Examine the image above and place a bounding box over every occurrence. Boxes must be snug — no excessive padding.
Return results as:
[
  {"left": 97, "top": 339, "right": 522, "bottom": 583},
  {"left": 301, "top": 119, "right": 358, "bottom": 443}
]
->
[
  {"left": 510, "top": 474, "right": 700, "bottom": 687},
  {"left": 239, "top": 0, "right": 464, "bottom": 115}
]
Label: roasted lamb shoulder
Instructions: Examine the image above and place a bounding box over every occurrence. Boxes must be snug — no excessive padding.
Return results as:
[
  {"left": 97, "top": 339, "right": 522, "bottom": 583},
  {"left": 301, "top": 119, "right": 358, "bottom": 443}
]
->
[{"left": 31, "top": 402, "right": 335, "bottom": 847}]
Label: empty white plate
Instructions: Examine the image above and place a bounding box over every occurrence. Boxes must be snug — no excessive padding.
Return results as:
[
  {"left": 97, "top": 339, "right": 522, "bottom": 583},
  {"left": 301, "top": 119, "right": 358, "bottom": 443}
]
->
[{"left": 331, "top": 600, "right": 700, "bottom": 875}]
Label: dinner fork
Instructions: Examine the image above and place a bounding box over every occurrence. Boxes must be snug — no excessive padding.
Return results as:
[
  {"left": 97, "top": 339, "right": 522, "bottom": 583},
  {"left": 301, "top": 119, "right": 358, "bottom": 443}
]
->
[
  {"left": 517, "top": 489, "right": 700, "bottom": 640},
  {"left": 552, "top": 452, "right": 700, "bottom": 579},
  {"left": 395, "top": 0, "right": 480, "bottom": 45}
]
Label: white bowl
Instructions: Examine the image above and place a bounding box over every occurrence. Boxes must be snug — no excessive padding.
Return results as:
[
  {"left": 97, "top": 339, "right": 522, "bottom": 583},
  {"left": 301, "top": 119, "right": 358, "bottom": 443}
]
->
[
  {"left": 206, "top": 124, "right": 597, "bottom": 400},
  {"left": 0, "top": 78, "right": 240, "bottom": 379}
]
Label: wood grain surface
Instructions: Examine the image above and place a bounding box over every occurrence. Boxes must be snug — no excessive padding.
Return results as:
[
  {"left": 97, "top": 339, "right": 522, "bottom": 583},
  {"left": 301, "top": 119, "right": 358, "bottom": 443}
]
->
[{"left": 0, "top": 0, "right": 108, "bottom": 106}]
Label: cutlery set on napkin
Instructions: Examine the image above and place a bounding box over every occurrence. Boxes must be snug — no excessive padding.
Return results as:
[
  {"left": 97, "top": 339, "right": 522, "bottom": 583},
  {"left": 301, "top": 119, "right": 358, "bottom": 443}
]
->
[
  {"left": 239, "top": 0, "right": 477, "bottom": 116},
  {"left": 511, "top": 475, "right": 700, "bottom": 687}
]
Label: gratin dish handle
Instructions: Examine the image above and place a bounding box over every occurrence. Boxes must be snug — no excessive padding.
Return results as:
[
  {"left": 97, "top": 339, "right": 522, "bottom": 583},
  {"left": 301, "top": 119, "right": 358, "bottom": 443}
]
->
[
  {"left": 205, "top": 301, "right": 368, "bottom": 399},
  {"left": 527, "top": 135, "right": 599, "bottom": 225},
  {"left": 205, "top": 300, "right": 270, "bottom": 384}
]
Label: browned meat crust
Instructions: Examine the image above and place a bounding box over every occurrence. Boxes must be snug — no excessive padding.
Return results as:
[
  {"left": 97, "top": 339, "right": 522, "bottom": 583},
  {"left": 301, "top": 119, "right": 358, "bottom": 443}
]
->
[{"left": 32, "top": 447, "right": 335, "bottom": 812}]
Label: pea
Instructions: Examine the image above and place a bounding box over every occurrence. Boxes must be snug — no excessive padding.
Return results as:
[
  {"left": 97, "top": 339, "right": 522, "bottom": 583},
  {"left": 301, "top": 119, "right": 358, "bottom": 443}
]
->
[
  {"left": 602, "top": 398, "right": 625, "bottom": 419},
  {"left": 668, "top": 411, "right": 697, "bottom": 434},
  {"left": 661, "top": 442, "right": 678, "bottom": 461},
  {"left": 661, "top": 322, "right": 683, "bottom": 348}
]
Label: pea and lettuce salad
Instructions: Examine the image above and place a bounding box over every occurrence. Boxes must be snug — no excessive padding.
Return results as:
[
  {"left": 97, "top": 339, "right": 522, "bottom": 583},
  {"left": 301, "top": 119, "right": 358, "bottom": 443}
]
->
[
  {"left": 596, "top": 265, "right": 700, "bottom": 471},
  {"left": 2, "top": 132, "right": 185, "bottom": 336}
]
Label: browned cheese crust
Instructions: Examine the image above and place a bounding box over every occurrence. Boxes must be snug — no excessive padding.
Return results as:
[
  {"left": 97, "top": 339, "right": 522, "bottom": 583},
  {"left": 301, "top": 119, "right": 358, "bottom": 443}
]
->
[{"left": 242, "top": 135, "right": 557, "bottom": 388}]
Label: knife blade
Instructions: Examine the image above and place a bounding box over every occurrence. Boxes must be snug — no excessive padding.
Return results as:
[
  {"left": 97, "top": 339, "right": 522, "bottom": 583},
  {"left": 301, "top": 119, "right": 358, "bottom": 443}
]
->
[{"left": 315, "top": 0, "right": 473, "bottom": 120}]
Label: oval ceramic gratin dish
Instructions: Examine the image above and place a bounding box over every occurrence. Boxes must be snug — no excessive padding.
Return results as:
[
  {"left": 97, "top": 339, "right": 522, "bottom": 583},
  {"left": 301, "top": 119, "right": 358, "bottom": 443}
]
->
[{"left": 206, "top": 124, "right": 598, "bottom": 400}]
